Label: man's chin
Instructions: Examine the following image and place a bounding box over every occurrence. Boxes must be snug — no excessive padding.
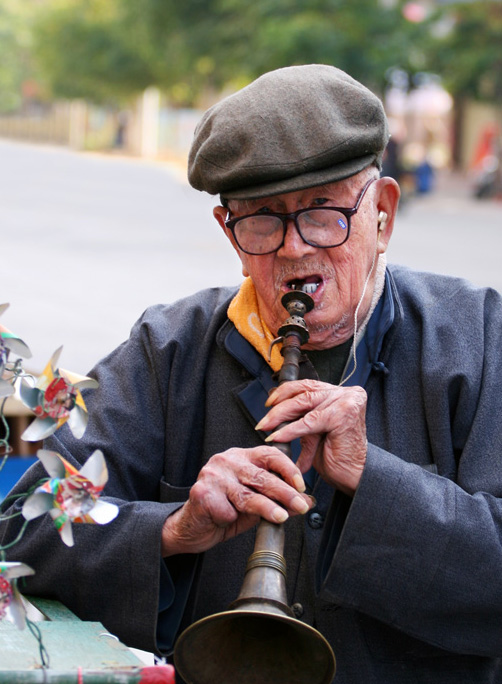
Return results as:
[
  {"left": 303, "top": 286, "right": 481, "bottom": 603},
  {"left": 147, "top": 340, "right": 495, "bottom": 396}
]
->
[{"left": 304, "top": 315, "right": 352, "bottom": 350}]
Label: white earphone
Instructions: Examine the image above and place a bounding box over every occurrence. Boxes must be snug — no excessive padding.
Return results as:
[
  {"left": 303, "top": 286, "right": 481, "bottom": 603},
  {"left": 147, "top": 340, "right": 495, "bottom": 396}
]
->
[{"left": 378, "top": 211, "right": 388, "bottom": 231}]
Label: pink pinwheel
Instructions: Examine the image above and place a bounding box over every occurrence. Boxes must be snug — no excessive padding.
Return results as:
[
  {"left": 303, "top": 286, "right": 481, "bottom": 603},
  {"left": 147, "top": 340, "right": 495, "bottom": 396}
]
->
[
  {"left": 22, "top": 449, "right": 119, "bottom": 547},
  {"left": 19, "top": 346, "right": 98, "bottom": 441},
  {"left": 0, "top": 561, "right": 35, "bottom": 629}
]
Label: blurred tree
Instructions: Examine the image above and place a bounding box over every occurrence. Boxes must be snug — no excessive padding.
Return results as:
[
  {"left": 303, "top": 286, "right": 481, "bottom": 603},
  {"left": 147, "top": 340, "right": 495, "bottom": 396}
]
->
[
  {"left": 427, "top": 1, "right": 502, "bottom": 167},
  {"left": 124, "top": 0, "right": 432, "bottom": 102},
  {"left": 30, "top": 0, "right": 432, "bottom": 106},
  {"left": 0, "top": 0, "right": 39, "bottom": 112},
  {"left": 31, "top": 0, "right": 156, "bottom": 105},
  {"left": 430, "top": 1, "right": 502, "bottom": 102},
  {"left": 217, "top": 0, "right": 428, "bottom": 94}
]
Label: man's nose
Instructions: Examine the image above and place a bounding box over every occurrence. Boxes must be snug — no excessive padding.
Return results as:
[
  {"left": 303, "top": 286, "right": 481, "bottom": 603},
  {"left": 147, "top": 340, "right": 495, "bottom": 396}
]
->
[{"left": 276, "top": 218, "right": 317, "bottom": 259}]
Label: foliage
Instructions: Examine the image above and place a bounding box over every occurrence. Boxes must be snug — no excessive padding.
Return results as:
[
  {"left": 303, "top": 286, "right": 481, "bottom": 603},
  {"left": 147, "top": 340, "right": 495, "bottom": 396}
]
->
[
  {"left": 119, "top": 0, "right": 433, "bottom": 102},
  {"left": 5, "top": 0, "right": 502, "bottom": 110},
  {"left": 31, "top": 0, "right": 156, "bottom": 105},
  {"left": 216, "top": 0, "right": 428, "bottom": 93},
  {"left": 428, "top": 1, "right": 502, "bottom": 104},
  {"left": 28, "top": 0, "right": 433, "bottom": 106},
  {"left": 0, "top": 0, "right": 39, "bottom": 113}
]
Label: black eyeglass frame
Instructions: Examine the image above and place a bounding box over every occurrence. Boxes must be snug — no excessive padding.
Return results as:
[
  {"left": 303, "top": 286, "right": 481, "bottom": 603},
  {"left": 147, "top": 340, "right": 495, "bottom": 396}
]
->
[{"left": 224, "top": 178, "right": 377, "bottom": 255}]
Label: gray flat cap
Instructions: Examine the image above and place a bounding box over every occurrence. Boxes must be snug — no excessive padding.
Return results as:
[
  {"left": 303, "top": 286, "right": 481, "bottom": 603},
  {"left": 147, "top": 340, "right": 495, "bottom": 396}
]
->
[{"left": 188, "top": 64, "right": 389, "bottom": 199}]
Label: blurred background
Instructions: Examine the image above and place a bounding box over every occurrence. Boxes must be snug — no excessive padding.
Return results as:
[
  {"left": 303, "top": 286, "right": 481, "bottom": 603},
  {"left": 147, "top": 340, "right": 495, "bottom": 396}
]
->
[
  {"left": 1, "top": 0, "right": 501, "bottom": 181},
  {"left": 0, "top": 0, "right": 501, "bottom": 470}
]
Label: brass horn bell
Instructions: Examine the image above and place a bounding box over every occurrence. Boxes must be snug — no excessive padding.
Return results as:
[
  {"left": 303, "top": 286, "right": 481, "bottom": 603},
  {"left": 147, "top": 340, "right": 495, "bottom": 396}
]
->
[{"left": 174, "top": 521, "right": 336, "bottom": 684}]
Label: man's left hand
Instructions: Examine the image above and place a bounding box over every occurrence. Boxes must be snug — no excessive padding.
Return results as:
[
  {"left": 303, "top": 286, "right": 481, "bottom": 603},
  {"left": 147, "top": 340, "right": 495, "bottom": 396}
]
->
[{"left": 256, "top": 380, "right": 368, "bottom": 496}]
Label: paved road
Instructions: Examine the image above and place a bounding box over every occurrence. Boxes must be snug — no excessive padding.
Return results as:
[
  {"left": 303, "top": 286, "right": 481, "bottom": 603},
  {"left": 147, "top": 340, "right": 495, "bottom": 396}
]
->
[
  {"left": 1, "top": 138, "right": 501, "bottom": 373},
  {"left": 387, "top": 175, "right": 502, "bottom": 292},
  {"left": 0, "top": 139, "right": 242, "bottom": 373}
]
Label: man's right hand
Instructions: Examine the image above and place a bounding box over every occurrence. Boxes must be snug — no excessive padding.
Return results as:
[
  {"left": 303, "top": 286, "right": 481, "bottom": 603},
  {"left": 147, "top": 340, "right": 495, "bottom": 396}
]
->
[{"left": 161, "top": 445, "right": 313, "bottom": 557}]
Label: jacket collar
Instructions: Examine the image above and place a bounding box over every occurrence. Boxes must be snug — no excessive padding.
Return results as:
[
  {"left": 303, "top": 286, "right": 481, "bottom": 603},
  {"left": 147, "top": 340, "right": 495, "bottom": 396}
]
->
[
  {"left": 223, "top": 269, "right": 396, "bottom": 388},
  {"left": 219, "top": 270, "right": 396, "bottom": 489},
  {"left": 341, "top": 269, "right": 395, "bottom": 386}
]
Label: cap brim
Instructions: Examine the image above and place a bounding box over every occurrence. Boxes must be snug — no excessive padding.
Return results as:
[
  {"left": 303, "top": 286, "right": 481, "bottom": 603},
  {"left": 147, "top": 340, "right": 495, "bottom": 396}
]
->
[{"left": 220, "top": 154, "right": 379, "bottom": 200}]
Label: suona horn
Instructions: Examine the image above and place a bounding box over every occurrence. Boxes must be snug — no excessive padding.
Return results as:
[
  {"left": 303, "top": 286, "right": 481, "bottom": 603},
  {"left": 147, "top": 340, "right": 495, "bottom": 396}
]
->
[{"left": 174, "top": 290, "right": 336, "bottom": 684}]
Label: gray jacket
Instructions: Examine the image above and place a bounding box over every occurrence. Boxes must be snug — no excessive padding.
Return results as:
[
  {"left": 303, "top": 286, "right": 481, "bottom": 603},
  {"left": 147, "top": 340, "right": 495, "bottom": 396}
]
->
[{"left": 3, "top": 263, "right": 502, "bottom": 683}]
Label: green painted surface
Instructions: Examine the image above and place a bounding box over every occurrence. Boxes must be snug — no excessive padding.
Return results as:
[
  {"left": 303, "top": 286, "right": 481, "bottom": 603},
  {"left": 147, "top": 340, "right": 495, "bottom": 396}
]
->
[
  {"left": 0, "top": 598, "right": 145, "bottom": 682},
  {"left": 0, "top": 671, "right": 142, "bottom": 683},
  {"left": 27, "top": 596, "right": 81, "bottom": 622}
]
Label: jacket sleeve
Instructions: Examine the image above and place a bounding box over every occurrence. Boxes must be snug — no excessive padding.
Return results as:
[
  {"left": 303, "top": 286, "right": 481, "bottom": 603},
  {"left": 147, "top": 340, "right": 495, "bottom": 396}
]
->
[
  {"left": 0, "top": 306, "right": 194, "bottom": 655},
  {"left": 317, "top": 282, "right": 502, "bottom": 657},
  {"left": 320, "top": 448, "right": 502, "bottom": 656}
]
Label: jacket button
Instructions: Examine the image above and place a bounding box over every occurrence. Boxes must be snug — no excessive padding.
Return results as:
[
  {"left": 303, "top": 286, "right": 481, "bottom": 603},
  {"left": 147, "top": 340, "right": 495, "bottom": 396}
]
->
[
  {"left": 308, "top": 512, "right": 324, "bottom": 529},
  {"left": 291, "top": 603, "right": 304, "bottom": 618}
]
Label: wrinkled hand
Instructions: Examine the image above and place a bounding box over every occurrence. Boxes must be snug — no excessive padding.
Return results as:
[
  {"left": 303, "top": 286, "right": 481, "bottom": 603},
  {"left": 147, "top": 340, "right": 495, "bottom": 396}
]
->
[
  {"left": 162, "top": 445, "right": 313, "bottom": 557},
  {"left": 256, "top": 380, "right": 368, "bottom": 496}
]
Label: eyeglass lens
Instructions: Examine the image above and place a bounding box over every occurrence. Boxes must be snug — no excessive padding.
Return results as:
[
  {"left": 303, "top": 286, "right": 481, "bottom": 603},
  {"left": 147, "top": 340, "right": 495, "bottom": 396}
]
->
[{"left": 234, "top": 208, "right": 350, "bottom": 254}]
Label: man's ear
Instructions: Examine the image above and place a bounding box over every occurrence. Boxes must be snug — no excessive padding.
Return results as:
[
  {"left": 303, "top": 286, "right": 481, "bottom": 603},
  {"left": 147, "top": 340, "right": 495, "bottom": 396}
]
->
[
  {"left": 213, "top": 205, "right": 250, "bottom": 277},
  {"left": 214, "top": 205, "right": 238, "bottom": 247},
  {"left": 375, "top": 177, "right": 400, "bottom": 254},
  {"left": 213, "top": 205, "right": 229, "bottom": 231}
]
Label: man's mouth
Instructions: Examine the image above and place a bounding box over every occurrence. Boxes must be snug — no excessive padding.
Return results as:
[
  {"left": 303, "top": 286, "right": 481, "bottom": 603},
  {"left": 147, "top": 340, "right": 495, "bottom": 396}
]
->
[{"left": 287, "top": 276, "right": 322, "bottom": 295}]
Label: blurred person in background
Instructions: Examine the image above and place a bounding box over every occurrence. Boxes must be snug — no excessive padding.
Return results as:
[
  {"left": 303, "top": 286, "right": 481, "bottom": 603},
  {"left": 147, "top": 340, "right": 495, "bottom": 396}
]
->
[{"left": 381, "top": 135, "right": 403, "bottom": 183}]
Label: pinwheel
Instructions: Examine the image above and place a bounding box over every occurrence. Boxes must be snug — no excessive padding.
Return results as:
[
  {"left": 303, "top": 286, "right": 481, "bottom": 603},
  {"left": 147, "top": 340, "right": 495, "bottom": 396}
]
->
[
  {"left": 0, "top": 561, "right": 35, "bottom": 629},
  {"left": 19, "top": 346, "right": 98, "bottom": 441},
  {"left": 22, "top": 449, "right": 119, "bottom": 547},
  {"left": 0, "top": 303, "right": 32, "bottom": 398}
]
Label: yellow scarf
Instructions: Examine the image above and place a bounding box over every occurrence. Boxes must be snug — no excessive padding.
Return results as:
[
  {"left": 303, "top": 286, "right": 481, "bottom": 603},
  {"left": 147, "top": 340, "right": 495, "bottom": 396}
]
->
[
  {"left": 228, "top": 256, "right": 388, "bottom": 376},
  {"left": 227, "top": 278, "right": 283, "bottom": 372}
]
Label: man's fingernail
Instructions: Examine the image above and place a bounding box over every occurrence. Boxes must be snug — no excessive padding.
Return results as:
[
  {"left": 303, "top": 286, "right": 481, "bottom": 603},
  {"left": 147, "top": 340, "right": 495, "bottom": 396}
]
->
[
  {"left": 265, "top": 389, "right": 278, "bottom": 407},
  {"left": 293, "top": 474, "right": 306, "bottom": 492},
  {"left": 292, "top": 496, "right": 310, "bottom": 514},
  {"left": 264, "top": 432, "right": 278, "bottom": 443},
  {"left": 272, "top": 507, "right": 288, "bottom": 523}
]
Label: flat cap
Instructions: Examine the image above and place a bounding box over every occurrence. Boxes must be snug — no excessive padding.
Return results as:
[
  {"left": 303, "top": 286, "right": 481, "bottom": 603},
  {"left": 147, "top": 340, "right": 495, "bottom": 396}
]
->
[{"left": 188, "top": 64, "right": 389, "bottom": 200}]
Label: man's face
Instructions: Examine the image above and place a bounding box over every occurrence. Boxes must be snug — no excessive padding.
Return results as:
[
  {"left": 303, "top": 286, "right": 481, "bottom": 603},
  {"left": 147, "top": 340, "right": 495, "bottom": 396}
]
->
[{"left": 214, "top": 172, "right": 397, "bottom": 351}]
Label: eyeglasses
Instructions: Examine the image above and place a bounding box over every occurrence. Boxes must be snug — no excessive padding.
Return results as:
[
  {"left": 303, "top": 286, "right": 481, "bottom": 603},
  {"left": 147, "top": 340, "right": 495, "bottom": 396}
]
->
[{"left": 224, "top": 178, "right": 377, "bottom": 256}]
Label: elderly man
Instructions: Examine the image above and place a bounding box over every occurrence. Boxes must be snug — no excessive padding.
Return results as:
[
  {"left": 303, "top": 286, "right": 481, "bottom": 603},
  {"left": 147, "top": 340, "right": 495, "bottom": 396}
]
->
[{"left": 2, "top": 65, "right": 502, "bottom": 683}]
